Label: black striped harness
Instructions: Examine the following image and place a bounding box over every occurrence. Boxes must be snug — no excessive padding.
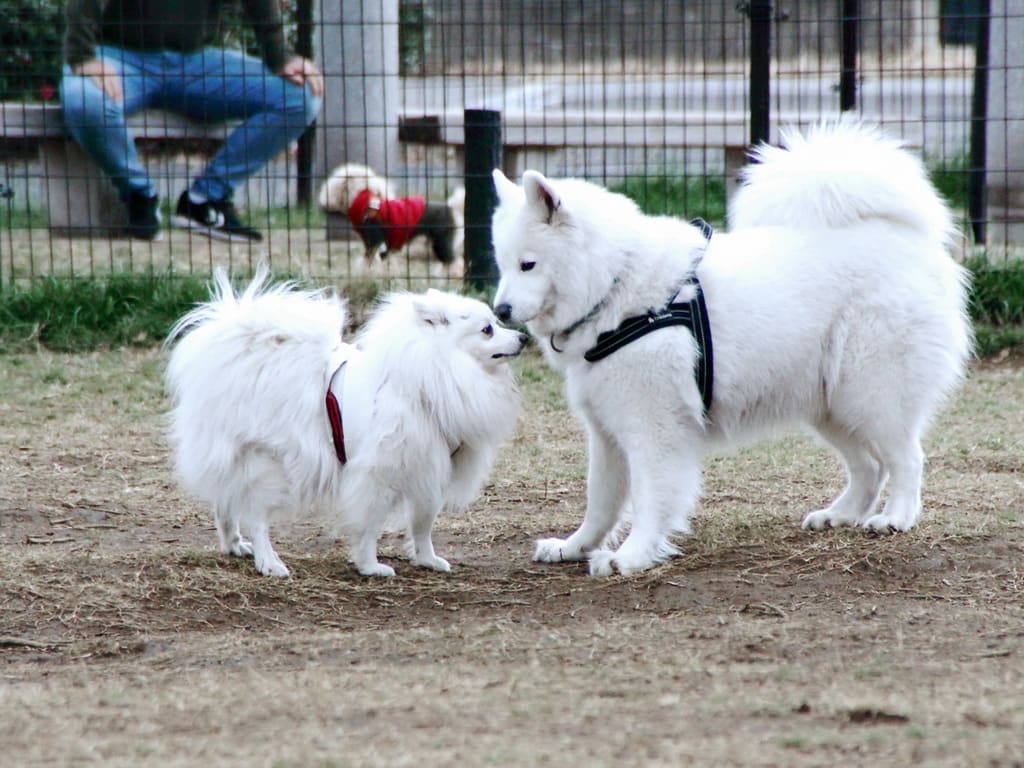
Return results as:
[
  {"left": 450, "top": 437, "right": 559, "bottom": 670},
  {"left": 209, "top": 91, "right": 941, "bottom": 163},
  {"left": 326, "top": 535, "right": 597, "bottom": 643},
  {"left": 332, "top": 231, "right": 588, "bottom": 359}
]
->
[{"left": 583, "top": 219, "right": 714, "bottom": 417}]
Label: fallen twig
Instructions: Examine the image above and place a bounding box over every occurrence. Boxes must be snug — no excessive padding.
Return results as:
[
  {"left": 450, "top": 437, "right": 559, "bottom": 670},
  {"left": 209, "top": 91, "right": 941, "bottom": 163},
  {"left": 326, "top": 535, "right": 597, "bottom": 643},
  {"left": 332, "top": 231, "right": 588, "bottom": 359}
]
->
[
  {"left": 26, "top": 536, "right": 75, "bottom": 545},
  {"left": 0, "top": 635, "right": 70, "bottom": 649}
]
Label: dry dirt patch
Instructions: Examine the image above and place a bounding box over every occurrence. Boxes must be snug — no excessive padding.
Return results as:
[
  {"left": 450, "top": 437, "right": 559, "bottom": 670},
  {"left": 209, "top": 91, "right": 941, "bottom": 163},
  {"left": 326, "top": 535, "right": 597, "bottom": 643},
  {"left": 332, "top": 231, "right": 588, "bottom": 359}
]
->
[{"left": 1, "top": 347, "right": 1022, "bottom": 767}]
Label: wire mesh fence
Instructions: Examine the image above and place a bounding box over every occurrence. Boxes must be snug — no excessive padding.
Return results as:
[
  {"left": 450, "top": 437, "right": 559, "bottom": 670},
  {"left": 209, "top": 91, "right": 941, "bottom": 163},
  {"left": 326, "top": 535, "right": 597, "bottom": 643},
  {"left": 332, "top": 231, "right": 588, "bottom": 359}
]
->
[{"left": 0, "top": 0, "right": 1020, "bottom": 289}]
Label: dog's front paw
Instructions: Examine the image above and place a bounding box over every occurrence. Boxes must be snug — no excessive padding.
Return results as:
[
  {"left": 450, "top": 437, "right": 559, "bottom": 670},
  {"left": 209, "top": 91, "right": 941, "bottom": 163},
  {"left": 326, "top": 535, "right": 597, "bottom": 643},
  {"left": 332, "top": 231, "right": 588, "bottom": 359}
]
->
[
  {"left": 801, "top": 508, "right": 859, "bottom": 531},
  {"left": 861, "top": 512, "right": 912, "bottom": 534},
  {"left": 534, "top": 537, "right": 587, "bottom": 563},
  {"left": 587, "top": 548, "right": 658, "bottom": 577},
  {"left": 254, "top": 554, "right": 290, "bottom": 578},
  {"left": 412, "top": 553, "right": 452, "bottom": 573},
  {"left": 587, "top": 548, "right": 618, "bottom": 576},
  {"left": 225, "top": 539, "right": 254, "bottom": 558},
  {"left": 358, "top": 562, "right": 397, "bottom": 578}
]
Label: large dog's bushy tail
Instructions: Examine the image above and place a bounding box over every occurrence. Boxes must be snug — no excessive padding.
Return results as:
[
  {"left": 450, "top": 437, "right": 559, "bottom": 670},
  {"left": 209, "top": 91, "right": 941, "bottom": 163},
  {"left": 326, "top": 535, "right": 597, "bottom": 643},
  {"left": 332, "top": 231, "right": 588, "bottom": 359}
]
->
[{"left": 729, "top": 119, "right": 954, "bottom": 246}]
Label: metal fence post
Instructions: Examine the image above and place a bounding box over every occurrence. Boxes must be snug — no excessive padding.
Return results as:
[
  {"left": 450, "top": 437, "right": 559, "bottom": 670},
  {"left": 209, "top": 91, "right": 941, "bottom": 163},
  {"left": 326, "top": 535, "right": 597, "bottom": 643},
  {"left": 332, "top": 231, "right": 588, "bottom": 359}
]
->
[
  {"left": 747, "top": 0, "right": 773, "bottom": 147},
  {"left": 463, "top": 109, "right": 502, "bottom": 291},
  {"left": 969, "top": 0, "right": 991, "bottom": 244},
  {"left": 295, "top": 0, "right": 315, "bottom": 207},
  {"left": 0, "top": 183, "right": 11, "bottom": 291},
  {"left": 840, "top": 0, "right": 860, "bottom": 112}
]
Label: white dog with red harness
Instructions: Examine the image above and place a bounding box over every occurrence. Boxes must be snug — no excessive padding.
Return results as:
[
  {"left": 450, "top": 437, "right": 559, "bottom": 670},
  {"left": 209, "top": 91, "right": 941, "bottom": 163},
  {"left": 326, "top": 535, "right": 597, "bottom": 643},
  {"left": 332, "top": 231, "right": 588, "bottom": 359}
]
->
[{"left": 165, "top": 269, "right": 526, "bottom": 577}]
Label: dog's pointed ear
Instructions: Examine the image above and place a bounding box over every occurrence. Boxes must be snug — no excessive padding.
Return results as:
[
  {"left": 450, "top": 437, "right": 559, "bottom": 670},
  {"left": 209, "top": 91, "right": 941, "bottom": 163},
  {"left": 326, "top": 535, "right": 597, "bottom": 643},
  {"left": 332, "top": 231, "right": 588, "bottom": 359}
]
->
[
  {"left": 522, "top": 170, "right": 561, "bottom": 224},
  {"left": 412, "top": 296, "right": 449, "bottom": 327},
  {"left": 492, "top": 169, "right": 520, "bottom": 204}
]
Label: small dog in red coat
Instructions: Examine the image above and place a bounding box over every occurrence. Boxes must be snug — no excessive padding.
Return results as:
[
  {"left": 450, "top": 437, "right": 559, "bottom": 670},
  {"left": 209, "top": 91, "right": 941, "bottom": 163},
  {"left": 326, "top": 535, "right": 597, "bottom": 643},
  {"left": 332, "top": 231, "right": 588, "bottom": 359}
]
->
[{"left": 318, "top": 163, "right": 464, "bottom": 270}]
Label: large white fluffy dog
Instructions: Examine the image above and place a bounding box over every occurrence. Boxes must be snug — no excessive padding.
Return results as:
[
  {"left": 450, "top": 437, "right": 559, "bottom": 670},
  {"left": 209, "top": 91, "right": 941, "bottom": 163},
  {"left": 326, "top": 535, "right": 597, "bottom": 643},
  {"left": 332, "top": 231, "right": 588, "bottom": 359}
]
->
[
  {"left": 491, "top": 121, "right": 972, "bottom": 577},
  {"left": 165, "top": 270, "right": 525, "bottom": 577}
]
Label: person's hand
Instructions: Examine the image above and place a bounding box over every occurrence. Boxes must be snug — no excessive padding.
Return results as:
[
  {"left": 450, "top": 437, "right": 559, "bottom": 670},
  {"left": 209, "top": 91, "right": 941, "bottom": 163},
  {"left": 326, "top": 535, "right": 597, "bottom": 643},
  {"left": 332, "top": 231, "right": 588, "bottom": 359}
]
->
[
  {"left": 73, "top": 58, "right": 122, "bottom": 101},
  {"left": 279, "top": 56, "right": 323, "bottom": 98}
]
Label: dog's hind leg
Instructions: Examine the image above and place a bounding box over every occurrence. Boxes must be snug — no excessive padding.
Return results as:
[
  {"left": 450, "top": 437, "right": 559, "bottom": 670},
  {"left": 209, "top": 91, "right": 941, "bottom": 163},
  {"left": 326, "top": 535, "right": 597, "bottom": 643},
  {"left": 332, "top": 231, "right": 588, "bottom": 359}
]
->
[
  {"left": 248, "top": 517, "right": 290, "bottom": 578},
  {"left": 535, "top": 424, "right": 628, "bottom": 564},
  {"left": 349, "top": 526, "right": 396, "bottom": 577},
  {"left": 214, "top": 505, "right": 253, "bottom": 558},
  {"left": 802, "top": 422, "right": 887, "bottom": 530},
  {"left": 407, "top": 499, "right": 451, "bottom": 573}
]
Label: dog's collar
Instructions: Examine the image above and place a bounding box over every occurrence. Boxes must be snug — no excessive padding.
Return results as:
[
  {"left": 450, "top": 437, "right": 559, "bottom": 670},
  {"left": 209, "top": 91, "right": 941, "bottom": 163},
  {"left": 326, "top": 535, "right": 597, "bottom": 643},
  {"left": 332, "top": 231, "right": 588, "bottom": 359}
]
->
[
  {"left": 548, "top": 218, "right": 714, "bottom": 355},
  {"left": 549, "top": 276, "right": 622, "bottom": 353},
  {"left": 582, "top": 219, "right": 715, "bottom": 416}
]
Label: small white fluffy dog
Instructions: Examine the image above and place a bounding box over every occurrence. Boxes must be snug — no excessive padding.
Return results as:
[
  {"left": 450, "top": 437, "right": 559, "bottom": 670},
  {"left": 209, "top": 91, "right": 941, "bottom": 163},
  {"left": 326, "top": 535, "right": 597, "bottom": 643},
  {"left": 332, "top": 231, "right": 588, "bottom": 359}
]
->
[
  {"left": 165, "top": 270, "right": 525, "bottom": 577},
  {"left": 491, "top": 120, "right": 972, "bottom": 576}
]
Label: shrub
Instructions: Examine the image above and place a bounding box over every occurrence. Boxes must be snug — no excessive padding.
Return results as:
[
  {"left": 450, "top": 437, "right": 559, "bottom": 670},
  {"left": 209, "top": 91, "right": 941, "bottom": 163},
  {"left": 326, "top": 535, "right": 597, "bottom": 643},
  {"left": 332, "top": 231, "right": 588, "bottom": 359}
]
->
[{"left": 0, "top": 1, "right": 63, "bottom": 101}]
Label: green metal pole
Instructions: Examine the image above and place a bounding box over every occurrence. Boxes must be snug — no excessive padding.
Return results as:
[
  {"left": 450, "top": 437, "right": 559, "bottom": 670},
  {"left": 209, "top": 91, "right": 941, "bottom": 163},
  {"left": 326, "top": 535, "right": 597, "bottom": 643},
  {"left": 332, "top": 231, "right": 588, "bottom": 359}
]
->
[{"left": 463, "top": 108, "right": 502, "bottom": 291}]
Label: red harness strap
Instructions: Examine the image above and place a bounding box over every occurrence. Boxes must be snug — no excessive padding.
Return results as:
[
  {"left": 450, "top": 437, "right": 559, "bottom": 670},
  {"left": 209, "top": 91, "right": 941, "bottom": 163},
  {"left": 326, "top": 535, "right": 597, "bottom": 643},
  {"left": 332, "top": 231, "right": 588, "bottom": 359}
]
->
[{"left": 325, "top": 363, "right": 347, "bottom": 464}]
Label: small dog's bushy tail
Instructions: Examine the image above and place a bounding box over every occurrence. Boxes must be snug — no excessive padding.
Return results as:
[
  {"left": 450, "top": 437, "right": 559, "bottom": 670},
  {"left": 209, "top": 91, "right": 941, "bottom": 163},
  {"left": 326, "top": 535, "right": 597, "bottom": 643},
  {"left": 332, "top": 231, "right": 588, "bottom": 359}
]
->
[
  {"left": 729, "top": 118, "right": 954, "bottom": 247},
  {"left": 165, "top": 265, "right": 273, "bottom": 346},
  {"left": 164, "top": 266, "right": 347, "bottom": 402},
  {"left": 165, "top": 266, "right": 344, "bottom": 348}
]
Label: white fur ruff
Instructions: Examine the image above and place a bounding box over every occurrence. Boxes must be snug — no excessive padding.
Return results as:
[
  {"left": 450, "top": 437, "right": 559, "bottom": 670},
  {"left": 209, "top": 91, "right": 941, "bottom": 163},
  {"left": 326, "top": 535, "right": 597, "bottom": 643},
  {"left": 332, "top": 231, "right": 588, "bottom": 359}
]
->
[
  {"left": 491, "top": 119, "right": 972, "bottom": 577},
  {"left": 165, "top": 269, "right": 524, "bottom": 577}
]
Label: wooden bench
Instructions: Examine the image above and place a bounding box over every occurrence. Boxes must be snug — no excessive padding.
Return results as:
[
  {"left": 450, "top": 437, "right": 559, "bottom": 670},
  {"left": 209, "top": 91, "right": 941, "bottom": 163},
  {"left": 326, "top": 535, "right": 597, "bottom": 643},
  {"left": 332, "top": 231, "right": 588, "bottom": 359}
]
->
[
  {"left": 400, "top": 109, "right": 761, "bottom": 204},
  {"left": 399, "top": 109, "right": 927, "bottom": 209},
  {"left": 1, "top": 102, "right": 235, "bottom": 237}
]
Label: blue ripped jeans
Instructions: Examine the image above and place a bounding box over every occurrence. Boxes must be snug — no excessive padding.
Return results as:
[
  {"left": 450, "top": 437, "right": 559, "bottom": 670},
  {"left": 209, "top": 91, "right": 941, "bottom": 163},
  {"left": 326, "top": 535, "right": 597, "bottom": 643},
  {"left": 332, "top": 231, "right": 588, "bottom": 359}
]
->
[{"left": 61, "top": 46, "right": 321, "bottom": 202}]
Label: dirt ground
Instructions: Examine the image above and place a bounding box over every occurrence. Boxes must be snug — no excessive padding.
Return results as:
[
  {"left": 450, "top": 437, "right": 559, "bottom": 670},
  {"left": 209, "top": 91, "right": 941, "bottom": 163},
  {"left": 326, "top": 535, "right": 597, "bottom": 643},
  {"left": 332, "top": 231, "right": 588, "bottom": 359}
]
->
[{"left": 1, "top": 345, "right": 1022, "bottom": 767}]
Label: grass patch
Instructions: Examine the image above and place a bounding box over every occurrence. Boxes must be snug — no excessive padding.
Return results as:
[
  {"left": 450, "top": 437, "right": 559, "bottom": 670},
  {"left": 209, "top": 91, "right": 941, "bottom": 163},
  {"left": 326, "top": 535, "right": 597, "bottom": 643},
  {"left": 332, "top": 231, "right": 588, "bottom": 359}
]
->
[
  {"left": 2, "top": 259, "right": 1022, "bottom": 354},
  {"left": 0, "top": 272, "right": 210, "bottom": 352},
  {"left": 0, "top": 270, "right": 458, "bottom": 352},
  {"left": 0, "top": 184, "right": 1022, "bottom": 354},
  {"left": 613, "top": 174, "right": 728, "bottom": 225},
  {"left": 929, "top": 155, "right": 970, "bottom": 212},
  {"left": 966, "top": 253, "right": 1024, "bottom": 356}
]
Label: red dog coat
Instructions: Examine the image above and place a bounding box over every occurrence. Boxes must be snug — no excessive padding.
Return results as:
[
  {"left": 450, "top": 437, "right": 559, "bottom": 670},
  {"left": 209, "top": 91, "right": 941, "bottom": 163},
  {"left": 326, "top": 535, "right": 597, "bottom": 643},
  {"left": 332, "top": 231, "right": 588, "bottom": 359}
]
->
[{"left": 346, "top": 189, "right": 427, "bottom": 251}]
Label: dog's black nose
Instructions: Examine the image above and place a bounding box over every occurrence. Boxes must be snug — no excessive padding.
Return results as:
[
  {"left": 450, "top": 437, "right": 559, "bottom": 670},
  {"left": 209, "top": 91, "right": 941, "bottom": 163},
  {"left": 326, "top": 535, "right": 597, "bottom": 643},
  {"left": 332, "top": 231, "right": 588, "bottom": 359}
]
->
[{"left": 494, "top": 303, "right": 513, "bottom": 323}]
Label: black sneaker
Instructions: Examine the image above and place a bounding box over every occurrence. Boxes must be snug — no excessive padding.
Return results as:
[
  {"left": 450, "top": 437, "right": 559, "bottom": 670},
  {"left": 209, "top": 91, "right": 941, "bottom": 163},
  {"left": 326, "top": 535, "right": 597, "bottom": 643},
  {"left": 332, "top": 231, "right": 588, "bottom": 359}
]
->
[
  {"left": 170, "top": 192, "right": 263, "bottom": 242},
  {"left": 125, "top": 191, "right": 161, "bottom": 240}
]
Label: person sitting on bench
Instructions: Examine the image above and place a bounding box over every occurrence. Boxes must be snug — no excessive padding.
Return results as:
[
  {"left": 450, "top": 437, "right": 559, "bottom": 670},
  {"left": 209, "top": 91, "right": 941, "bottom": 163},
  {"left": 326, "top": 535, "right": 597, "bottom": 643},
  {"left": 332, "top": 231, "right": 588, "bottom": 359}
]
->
[{"left": 61, "top": 0, "right": 323, "bottom": 241}]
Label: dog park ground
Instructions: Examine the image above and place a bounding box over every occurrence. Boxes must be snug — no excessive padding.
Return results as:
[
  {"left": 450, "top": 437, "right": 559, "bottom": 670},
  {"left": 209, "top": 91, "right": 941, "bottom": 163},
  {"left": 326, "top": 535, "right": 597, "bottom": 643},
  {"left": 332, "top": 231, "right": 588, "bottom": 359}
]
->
[{"left": 1, "top": 343, "right": 1021, "bottom": 766}]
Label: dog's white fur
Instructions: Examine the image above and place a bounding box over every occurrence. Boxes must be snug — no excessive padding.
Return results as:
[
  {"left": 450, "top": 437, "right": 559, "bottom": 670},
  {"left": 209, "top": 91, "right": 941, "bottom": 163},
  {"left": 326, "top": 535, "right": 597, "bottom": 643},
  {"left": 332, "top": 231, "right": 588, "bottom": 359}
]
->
[
  {"left": 317, "top": 162, "right": 465, "bottom": 270},
  {"left": 491, "top": 120, "right": 972, "bottom": 577},
  {"left": 165, "top": 269, "right": 524, "bottom": 577}
]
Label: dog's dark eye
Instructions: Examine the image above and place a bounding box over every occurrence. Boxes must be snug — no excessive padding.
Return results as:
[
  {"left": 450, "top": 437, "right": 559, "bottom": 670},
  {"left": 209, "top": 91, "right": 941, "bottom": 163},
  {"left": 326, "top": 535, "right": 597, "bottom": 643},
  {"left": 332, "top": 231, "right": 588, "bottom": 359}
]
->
[
  {"left": 482, "top": 324, "right": 494, "bottom": 337},
  {"left": 520, "top": 260, "right": 536, "bottom": 272}
]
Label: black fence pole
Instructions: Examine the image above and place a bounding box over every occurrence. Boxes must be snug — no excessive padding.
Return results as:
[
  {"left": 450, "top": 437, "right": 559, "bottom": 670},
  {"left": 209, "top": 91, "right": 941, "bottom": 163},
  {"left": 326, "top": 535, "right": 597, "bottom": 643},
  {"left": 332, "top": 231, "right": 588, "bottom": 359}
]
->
[
  {"left": 840, "top": 0, "right": 860, "bottom": 112},
  {"left": 969, "top": 0, "right": 991, "bottom": 244},
  {"left": 0, "top": 183, "right": 11, "bottom": 291},
  {"left": 463, "top": 109, "right": 502, "bottom": 290},
  {"left": 294, "top": 0, "right": 315, "bottom": 207},
  {"left": 747, "top": 0, "right": 773, "bottom": 147}
]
